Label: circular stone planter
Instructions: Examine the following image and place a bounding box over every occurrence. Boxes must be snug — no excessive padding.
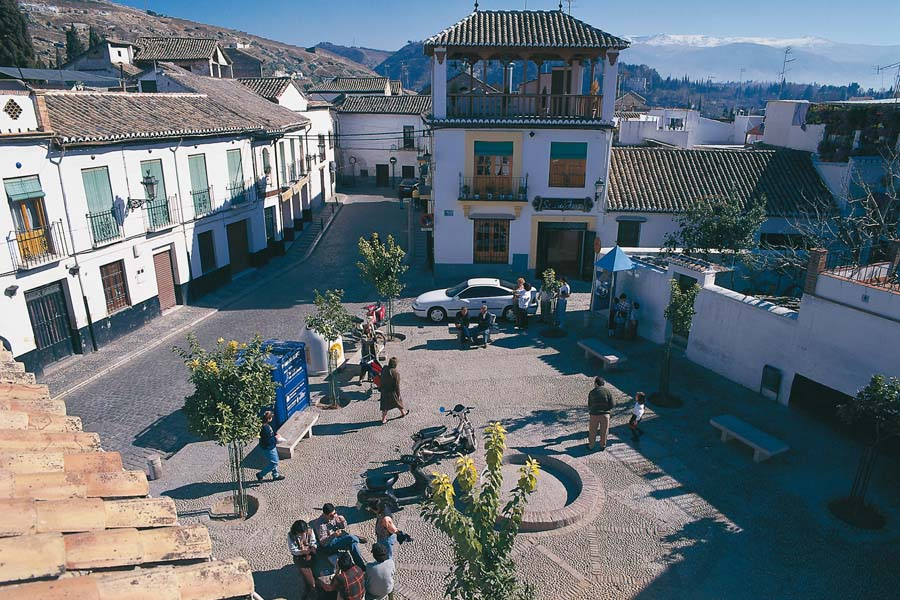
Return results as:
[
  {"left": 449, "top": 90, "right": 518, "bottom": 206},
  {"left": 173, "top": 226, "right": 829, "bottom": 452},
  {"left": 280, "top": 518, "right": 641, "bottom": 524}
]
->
[
  {"left": 501, "top": 453, "right": 603, "bottom": 532},
  {"left": 208, "top": 492, "right": 262, "bottom": 524}
]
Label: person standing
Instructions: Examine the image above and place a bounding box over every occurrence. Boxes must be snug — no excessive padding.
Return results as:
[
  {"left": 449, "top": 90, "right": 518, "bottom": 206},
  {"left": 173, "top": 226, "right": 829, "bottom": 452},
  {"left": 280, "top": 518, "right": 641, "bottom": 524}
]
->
[
  {"left": 256, "top": 411, "right": 286, "bottom": 482},
  {"left": 628, "top": 301, "right": 641, "bottom": 340},
  {"left": 512, "top": 278, "right": 527, "bottom": 329},
  {"left": 614, "top": 293, "right": 631, "bottom": 339},
  {"left": 287, "top": 520, "right": 317, "bottom": 598},
  {"left": 374, "top": 501, "right": 400, "bottom": 559},
  {"left": 379, "top": 357, "right": 408, "bottom": 424},
  {"left": 519, "top": 282, "right": 533, "bottom": 330},
  {"left": 365, "top": 543, "right": 396, "bottom": 600},
  {"left": 556, "top": 276, "right": 571, "bottom": 327},
  {"left": 587, "top": 376, "right": 615, "bottom": 451},
  {"left": 629, "top": 392, "right": 646, "bottom": 441}
]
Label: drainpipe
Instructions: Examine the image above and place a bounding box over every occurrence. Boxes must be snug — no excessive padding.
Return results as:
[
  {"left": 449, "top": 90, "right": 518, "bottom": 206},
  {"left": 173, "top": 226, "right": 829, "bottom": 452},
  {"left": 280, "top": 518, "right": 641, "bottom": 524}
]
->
[
  {"left": 49, "top": 140, "right": 97, "bottom": 352},
  {"left": 169, "top": 138, "right": 190, "bottom": 304}
]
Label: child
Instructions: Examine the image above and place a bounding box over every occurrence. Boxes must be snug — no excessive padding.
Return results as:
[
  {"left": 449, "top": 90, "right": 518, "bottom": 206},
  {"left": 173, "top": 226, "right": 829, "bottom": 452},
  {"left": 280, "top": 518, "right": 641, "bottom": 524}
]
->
[
  {"left": 629, "top": 392, "right": 646, "bottom": 441},
  {"left": 629, "top": 302, "right": 640, "bottom": 340}
]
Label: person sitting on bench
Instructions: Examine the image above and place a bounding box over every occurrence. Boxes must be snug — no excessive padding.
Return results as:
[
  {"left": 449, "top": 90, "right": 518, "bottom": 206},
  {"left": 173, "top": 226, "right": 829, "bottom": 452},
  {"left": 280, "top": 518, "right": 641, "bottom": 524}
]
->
[
  {"left": 311, "top": 503, "right": 367, "bottom": 570},
  {"left": 474, "top": 303, "right": 494, "bottom": 348},
  {"left": 454, "top": 307, "right": 473, "bottom": 346}
]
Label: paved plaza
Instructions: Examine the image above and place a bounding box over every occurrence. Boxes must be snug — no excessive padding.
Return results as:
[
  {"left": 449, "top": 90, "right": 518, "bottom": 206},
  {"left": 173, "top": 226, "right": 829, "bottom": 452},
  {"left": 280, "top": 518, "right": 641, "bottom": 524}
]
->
[{"left": 43, "top": 192, "right": 900, "bottom": 600}]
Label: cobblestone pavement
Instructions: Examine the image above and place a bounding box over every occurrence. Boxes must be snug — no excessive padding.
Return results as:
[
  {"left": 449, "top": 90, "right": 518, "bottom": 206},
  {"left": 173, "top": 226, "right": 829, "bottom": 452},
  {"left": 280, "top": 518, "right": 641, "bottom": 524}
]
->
[
  {"left": 44, "top": 190, "right": 900, "bottom": 599},
  {"left": 41, "top": 191, "right": 414, "bottom": 470},
  {"left": 152, "top": 297, "right": 899, "bottom": 600}
]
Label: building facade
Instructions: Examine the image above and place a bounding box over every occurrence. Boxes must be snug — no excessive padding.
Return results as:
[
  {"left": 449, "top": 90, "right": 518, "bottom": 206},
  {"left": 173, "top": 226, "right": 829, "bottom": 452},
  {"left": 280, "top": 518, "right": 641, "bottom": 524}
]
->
[
  {"left": 0, "top": 75, "right": 307, "bottom": 374},
  {"left": 425, "top": 8, "right": 629, "bottom": 280}
]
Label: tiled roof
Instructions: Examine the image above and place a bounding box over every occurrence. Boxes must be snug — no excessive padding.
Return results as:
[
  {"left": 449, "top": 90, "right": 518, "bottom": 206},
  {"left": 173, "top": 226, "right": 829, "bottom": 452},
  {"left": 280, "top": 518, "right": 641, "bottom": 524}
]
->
[
  {"left": 237, "top": 77, "right": 298, "bottom": 101},
  {"left": 134, "top": 37, "right": 222, "bottom": 61},
  {"left": 337, "top": 95, "right": 432, "bottom": 115},
  {"left": 390, "top": 80, "right": 402, "bottom": 95},
  {"left": 424, "top": 10, "right": 630, "bottom": 52},
  {"left": 608, "top": 147, "right": 835, "bottom": 216},
  {"left": 308, "top": 76, "right": 389, "bottom": 93},
  {"left": 0, "top": 350, "right": 254, "bottom": 599}
]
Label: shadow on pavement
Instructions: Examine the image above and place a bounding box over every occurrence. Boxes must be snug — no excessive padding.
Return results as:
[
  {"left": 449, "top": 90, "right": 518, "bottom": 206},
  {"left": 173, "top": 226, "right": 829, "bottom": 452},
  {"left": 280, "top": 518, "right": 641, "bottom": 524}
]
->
[
  {"left": 132, "top": 410, "right": 198, "bottom": 457},
  {"left": 314, "top": 419, "right": 383, "bottom": 436},
  {"left": 253, "top": 564, "right": 301, "bottom": 600},
  {"left": 162, "top": 480, "right": 235, "bottom": 500}
]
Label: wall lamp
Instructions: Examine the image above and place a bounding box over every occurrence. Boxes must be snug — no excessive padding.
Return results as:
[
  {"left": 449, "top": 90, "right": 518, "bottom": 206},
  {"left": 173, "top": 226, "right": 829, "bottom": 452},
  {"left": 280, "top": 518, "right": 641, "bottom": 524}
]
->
[
  {"left": 4, "top": 285, "right": 19, "bottom": 297},
  {"left": 127, "top": 169, "right": 159, "bottom": 210}
]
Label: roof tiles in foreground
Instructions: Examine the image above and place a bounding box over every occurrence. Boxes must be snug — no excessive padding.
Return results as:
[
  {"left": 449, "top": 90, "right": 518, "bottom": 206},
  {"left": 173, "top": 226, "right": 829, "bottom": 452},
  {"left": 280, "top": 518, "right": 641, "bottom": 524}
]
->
[
  {"left": 0, "top": 349, "right": 254, "bottom": 599},
  {"left": 608, "top": 147, "right": 835, "bottom": 216},
  {"left": 424, "top": 10, "right": 630, "bottom": 52}
]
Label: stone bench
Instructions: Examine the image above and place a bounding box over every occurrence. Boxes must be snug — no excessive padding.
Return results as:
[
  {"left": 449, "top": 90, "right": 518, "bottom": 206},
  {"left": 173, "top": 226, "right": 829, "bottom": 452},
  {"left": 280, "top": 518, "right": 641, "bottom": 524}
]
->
[
  {"left": 710, "top": 414, "right": 790, "bottom": 463},
  {"left": 276, "top": 409, "right": 320, "bottom": 459},
  {"left": 577, "top": 338, "right": 626, "bottom": 371}
]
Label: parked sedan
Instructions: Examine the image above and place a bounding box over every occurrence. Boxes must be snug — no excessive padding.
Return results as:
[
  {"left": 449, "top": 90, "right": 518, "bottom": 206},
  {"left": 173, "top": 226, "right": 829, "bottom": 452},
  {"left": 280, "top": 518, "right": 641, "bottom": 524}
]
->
[
  {"left": 398, "top": 178, "right": 419, "bottom": 199},
  {"left": 411, "top": 278, "right": 538, "bottom": 323}
]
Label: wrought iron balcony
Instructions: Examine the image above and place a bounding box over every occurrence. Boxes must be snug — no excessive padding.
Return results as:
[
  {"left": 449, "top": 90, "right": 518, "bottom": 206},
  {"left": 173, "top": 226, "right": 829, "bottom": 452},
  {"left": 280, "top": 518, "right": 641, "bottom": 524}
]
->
[
  {"left": 87, "top": 207, "right": 124, "bottom": 247},
  {"left": 143, "top": 195, "right": 180, "bottom": 232},
  {"left": 458, "top": 175, "right": 528, "bottom": 201},
  {"left": 228, "top": 179, "right": 257, "bottom": 206},
  {"left": 7, "top": 220, "right": 68, "bottom": 271},
  {"left": 447, "top": 93, "right": 602, "bottom": 120},
  {"left": 192, "top": 186, "right": 214, "bottom": 218}
]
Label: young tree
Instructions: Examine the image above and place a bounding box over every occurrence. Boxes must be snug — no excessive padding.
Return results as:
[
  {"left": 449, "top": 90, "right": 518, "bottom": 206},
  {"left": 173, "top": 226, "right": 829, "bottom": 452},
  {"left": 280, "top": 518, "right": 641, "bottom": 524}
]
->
[
  {"left": 652, "top": 278, "right": 700, "bottom": 407},
  {"left": 0, "top": 0, "right": 37, "bottom": 67},
  {"left": 357, "top": 233, "right": 408, "bottom": 338},
  {"left": 421, "top": 422, "right": 539, "bottom": 600},
  {"left": 664, "top": 192, "right": 767, "bottom": 282},
  {"left": 831, "top": 375, "right": 900, "bottom": 527},
  {"left": 305, "top": 289, "right": 354, "bottom": 405},
  {"left": 539, "top": 268, "right": 563, "bottom": 333},
  {"left": 173, "top": 335, "right": 275, "bottom": 519},
  {"left": 88, "top": 25, "right": 102, "bottom": 48},
  {"left": 65, "top": 24, "right": 85, "bottom": 62}
]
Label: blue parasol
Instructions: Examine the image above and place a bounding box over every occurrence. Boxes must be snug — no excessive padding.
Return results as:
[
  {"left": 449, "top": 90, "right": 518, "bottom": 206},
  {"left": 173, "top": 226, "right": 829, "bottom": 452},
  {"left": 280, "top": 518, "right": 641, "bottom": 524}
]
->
[{"left": 594, "top": 246, "right": 634, "bottom": 327}]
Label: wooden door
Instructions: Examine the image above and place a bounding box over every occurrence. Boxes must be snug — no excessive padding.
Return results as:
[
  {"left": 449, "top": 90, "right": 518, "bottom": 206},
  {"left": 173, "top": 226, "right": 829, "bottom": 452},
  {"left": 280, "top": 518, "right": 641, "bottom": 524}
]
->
[
  {"left": 153, "top": 249, "right": 177, "bottom": 311},
  {"left": 375, "top": 164, "right": 389, "bottom": 187},
  {"left": 473, "top": 219, "right": 509, "bottom": 264},
  {"left": 227, "top": 220, "right": 251, "bottom": 274}
]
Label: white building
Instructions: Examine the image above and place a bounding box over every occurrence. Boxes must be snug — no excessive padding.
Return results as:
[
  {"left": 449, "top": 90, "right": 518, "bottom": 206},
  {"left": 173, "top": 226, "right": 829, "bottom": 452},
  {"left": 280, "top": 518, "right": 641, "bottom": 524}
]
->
[
  {"left": 617, "top": 108, "right": 763, "bottom": 148},
  {"left": 605, "top": 146, "right": 835, "bottom": 250},
  {"left": 236, "top": 77, "right": 339, "bottom": 234},
  {"left": 0, "top": 73, "right": 307, "bottom": 375},
  {"left": 334, "top": 95, "right": 432, "bottom": 187},
  {"left": 425, "top": 8, "right": 628, "bottom": 280},
  {"left": 62, "top": 38, "right": 143, "bottom": 80}
]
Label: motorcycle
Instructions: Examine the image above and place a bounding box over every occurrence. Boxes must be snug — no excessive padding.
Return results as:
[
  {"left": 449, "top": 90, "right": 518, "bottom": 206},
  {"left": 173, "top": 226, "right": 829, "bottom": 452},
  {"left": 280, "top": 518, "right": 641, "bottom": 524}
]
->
[
  {"left": 411, "top": 404, "right": 477, "bottom": 465},
  {"left": 365, "top": 301, "right": 387, "bottom": 328},
  {"left": 356, "top": 453, "right": 434, "bottom": 514}
]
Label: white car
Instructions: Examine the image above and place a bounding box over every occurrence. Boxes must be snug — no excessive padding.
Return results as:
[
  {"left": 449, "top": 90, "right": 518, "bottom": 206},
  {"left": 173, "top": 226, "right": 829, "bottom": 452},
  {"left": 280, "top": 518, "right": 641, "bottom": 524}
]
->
[{"left": 411, "top": 278, "right": 539, "bottom": 323}]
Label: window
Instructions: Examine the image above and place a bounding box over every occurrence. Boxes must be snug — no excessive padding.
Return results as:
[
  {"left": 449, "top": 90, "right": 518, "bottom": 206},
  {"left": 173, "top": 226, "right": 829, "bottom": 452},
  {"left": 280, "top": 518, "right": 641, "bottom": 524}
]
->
[
  {"left": 197, "top": 231, "right": 216, "bottom": 273},
  {"left": 617, "top": 221, "right": 641, "bottom": 247},
  {"left": 264, "top": 206, "right": 276, "bottom": 242},
  {"left": 474, "top": 141, "right": 513, "bottom": 196},
  {"left": 100, "top": 260, "right": 130, "bottom": 313},
  {"left": 139, "top": 159, "right": 169, "bottom": 229},
  {"left": 403, "top": 125, "right": 415, "bottom": 149},
  {"left": 81, "top": 167, "right": 118, "bottom": 244},
  {"left": 460, "top": 285, "right": 508, "bottom": 299},
  {"left": 289, "top": 139, "right": 297, "bottom": 177},
  {"left": 317, "top": 134, "right": 326, "bottom": 160},
  {"left": 473, "top": 219, "right": 509, "bottom": 264},
  {"left": 549, "top": 142, "right": 587, "bottom": 188},
  {"left": 226, "top": 148, "right": 245, "bottom": 203},
  {"left": 261, "top": 148, "right": 271, "bottom": 176},
  {"left": 188, "top": 154, "right": 211, "bottom": 216},
  {"left": 279, "top": 141, "right": 288, "bottom": 184},
  {"left": 5, "top": 175, "right": 53, "bottom": 261},
  {"left": 328, "top": 131, "right": 334, "bottom": 149},
  {"left": 3, "top": 99, "right": 22, "bottom": 120}
]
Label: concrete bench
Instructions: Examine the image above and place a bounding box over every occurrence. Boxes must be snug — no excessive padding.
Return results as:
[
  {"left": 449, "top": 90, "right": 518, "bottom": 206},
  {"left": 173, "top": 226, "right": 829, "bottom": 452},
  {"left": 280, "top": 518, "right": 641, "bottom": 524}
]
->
[
  {"left": 577, "top": 338, "right": 626, "bottom": 371},
  {"left": 710, "top": 414, "right": 790, "bottom": 463},
  {"left": 276, "top": 409, "right": 320, "bottom": 459}
]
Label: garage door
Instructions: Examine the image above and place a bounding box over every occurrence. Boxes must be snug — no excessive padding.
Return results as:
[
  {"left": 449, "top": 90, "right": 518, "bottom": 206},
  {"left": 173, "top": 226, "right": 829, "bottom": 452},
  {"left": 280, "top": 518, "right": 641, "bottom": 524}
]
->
[{"left": 153, "top": 249, "right": 177, "bottom": 311}]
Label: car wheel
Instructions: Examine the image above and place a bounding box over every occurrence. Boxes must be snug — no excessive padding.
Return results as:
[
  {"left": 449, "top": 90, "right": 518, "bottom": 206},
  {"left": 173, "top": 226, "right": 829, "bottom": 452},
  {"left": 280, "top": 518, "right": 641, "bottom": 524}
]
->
[
  {"left": 502, "top": 306, "right": 515, "bottom": 322},
  {"left": 428, "top": 307, "right": 447, "bottom": 323}
]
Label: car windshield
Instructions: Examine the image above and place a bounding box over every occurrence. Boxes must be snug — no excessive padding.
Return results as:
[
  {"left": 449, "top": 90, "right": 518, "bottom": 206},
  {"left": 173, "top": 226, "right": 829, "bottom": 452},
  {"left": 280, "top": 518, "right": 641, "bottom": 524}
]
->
[
  {"left": 499, "top": 280, "right": 516, "bottom": 291},
  {"left": 446, "top": 282, "right": 468, "bottom": 297},
  {"left": 400, "top": 179, "right": 417, "bottom": 186}
]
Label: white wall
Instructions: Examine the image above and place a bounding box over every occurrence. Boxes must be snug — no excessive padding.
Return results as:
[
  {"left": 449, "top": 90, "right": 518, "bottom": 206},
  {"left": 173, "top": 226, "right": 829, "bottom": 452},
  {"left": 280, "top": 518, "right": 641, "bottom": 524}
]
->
[
  {"left": 0, "top": 91, "right": 38, "bottom": 134},
  {"left": 302, "top": 107, "right": 337, "bottom": 206},
  {"left": 762, "top": 100, "right": 825, "bottom": 153},
  {"left": 336, "top": 112, "right": 425, "bottom": 183},
  {"left": 617, "top": 260, "right": 672, "bottom": 343}
]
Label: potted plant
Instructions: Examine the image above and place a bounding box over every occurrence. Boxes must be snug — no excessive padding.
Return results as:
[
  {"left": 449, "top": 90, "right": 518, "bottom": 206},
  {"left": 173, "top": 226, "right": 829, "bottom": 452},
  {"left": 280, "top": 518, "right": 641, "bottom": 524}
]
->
[
  {"left": 518, "top": 185, "right": 527, "bottom": 201},
  {"left": 486, "top": 185, "right": 495, "bottom": 200},
  {"left": 461, "top": 184, "right": 471, "bottom": 199}
]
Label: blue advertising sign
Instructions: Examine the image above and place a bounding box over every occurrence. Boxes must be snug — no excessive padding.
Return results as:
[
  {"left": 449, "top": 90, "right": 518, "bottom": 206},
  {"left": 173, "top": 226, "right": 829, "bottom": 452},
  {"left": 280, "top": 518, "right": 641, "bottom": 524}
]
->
[{"left": 262, "top": 340, "right": 310, "bottom": 429}]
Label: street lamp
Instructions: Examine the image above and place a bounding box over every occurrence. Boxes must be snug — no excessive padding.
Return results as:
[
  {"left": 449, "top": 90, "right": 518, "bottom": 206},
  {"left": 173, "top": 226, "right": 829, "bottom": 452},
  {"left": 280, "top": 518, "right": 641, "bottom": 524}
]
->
[
  {"left": 127, "top": 169, "right": 159, "bottom": 210},
  {"left": 348, "top": 156, "right": 357, "bottom": 187},
  {"left": 389, "top": 156, "right": 397, "bottom": 189},
  {"left": 594, "top": 177, "right": 607, "bottom": 213}
]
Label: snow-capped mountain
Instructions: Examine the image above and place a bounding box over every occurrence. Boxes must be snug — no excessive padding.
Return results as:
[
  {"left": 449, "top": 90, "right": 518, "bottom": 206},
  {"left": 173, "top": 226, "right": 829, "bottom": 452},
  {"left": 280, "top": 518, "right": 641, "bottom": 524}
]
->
[{"left": 622, "top": 34, "right": 900, "bottom": 88}]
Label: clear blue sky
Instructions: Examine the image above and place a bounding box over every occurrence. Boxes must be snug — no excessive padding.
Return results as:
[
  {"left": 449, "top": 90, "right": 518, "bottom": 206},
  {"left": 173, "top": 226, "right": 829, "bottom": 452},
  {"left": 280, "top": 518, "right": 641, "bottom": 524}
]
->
[{"left": 120, "top": 0, "right": 900, "bottom": 49}]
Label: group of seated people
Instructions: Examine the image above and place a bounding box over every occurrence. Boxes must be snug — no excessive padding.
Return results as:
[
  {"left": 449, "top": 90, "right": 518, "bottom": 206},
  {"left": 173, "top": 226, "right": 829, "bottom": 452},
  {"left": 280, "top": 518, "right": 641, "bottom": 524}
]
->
[
  {"left": 608, "top": 293, "right": 641, "bottom": 340},
  {"left": 288, "top": 503, "right": 395, "bottom": 600},
  {"left": 453, "top": 303, "right": 496, "bottom": 348}
]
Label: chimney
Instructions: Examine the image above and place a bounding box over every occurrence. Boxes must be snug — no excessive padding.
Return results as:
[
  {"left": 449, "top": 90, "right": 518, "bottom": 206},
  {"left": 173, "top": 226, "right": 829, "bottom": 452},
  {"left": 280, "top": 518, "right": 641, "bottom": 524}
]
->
[
  {"left": 803, "top": 248, "right": 828, "bottom": 296},
  {"left": 505, "top": 64, "right": 514, "bottom": 94}
]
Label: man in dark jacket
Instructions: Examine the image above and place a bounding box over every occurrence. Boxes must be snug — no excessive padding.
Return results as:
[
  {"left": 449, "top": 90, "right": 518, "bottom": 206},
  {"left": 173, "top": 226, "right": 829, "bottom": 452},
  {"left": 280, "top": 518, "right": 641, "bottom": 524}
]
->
[
  {"left": 588, "top": 377, "right": 615, "bottom": 451},
  {"left": 474, "top": 303, "right": 494, "bottom": 348},
  {"left": 455, "top": 307, "right": 472, "bottom": 346}
]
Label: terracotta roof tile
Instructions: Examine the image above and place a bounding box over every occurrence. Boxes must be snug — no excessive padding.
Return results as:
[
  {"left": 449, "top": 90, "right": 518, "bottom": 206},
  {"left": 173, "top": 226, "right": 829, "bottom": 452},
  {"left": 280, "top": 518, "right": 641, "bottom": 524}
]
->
[
  {"left": 237, "top": 77, "right": 297, "bottom": 101},
  {"left": 134, "top": 37, "right": 221, "bottom": 61},
  {"left": 337, "top": 95, "right": 432, "bottom": 115},
  {"left": 608, "top": 147, "right": 835, "bottom": 216},
  {"left": 308, "top": 76, "right": 390, "bottom": 93},
  {"left": 424, "top": 10, "right": 630, "bottom": 51}
]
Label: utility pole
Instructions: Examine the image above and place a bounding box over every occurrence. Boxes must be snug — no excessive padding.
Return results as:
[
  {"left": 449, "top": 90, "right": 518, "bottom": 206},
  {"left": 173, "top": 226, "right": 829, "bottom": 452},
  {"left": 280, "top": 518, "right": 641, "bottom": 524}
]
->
[
  {"left": 778, "top": 47, "right": 795, "bottom": 99},
  {"left": 875, "top": 61, "right": 900, "bottom": 98}
]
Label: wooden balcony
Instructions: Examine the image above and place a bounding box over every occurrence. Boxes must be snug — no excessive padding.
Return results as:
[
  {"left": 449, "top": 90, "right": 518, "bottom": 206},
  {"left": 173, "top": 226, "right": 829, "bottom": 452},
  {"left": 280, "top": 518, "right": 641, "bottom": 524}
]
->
[{"left": 447, "top": 93, "right": 603, "bottom": 120}]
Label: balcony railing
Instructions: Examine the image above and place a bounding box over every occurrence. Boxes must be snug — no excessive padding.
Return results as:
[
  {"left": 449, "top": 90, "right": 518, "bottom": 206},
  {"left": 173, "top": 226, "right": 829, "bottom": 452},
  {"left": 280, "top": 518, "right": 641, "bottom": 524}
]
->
[
  {"left": 447, "top": 93, "right": 602, "bottom": 120},
  {"left": 227, "top": 179, "right": 256, "bottom": 206},
  {"left": 192, "top": 186, "right": 214, "bottom": 218},
  {"left": 87, "top": 206, "right": 124, "bottom": 247},
  {"left": 143, "top": 195, "right": 180, "bottom": 232},
  {"left": 458, "top": 175, "right": 528, "bottom": 201},
  {"left": 7, "top": 220, "right": 68, "bottom": 271}
]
